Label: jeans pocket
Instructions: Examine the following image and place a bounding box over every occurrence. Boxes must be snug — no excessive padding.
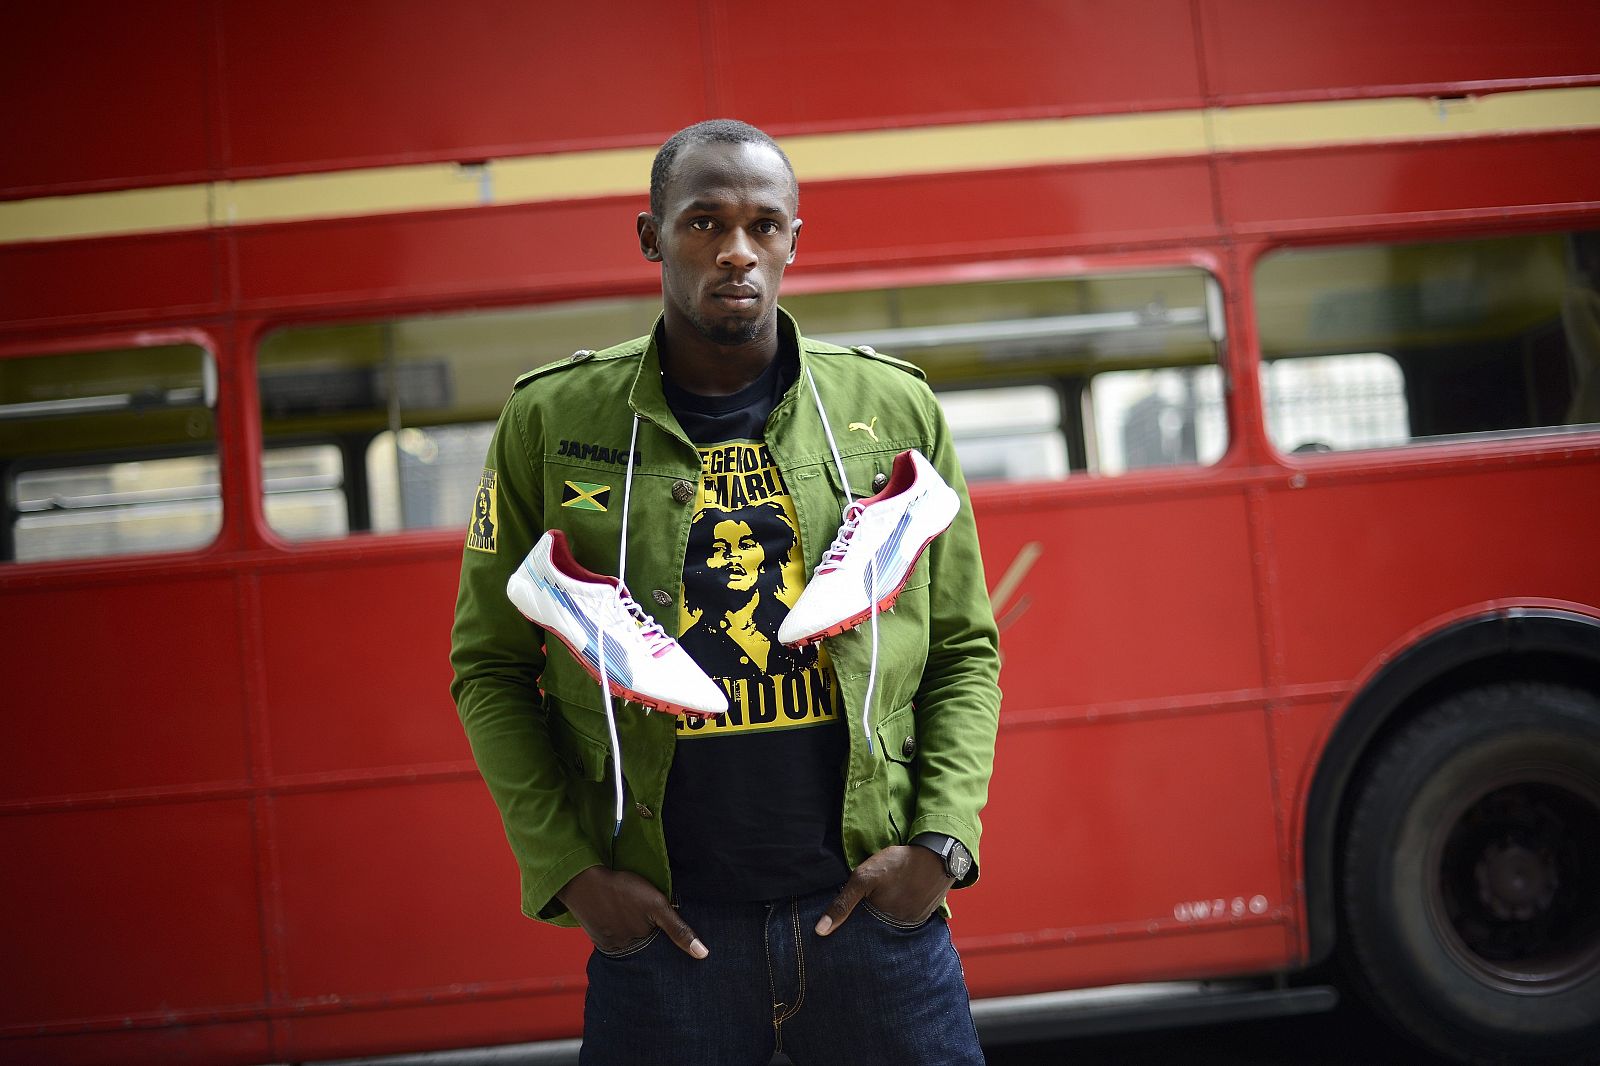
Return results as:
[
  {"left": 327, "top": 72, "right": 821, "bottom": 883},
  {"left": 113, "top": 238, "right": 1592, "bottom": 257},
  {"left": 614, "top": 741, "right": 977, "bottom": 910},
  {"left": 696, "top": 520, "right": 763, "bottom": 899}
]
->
[
  {"left": 860, "top": 899, "right": 933, "bottom": 933},
  {"left": 593, "top": 926, "right": 662, "bottom": 959}
]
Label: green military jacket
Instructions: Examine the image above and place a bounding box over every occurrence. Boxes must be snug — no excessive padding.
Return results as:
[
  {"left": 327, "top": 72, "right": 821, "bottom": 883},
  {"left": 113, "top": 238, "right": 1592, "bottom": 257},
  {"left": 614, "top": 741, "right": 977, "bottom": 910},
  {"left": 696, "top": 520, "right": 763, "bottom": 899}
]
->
[{"left": 449, "top": 309, "right": 1001, "bottom": 925}]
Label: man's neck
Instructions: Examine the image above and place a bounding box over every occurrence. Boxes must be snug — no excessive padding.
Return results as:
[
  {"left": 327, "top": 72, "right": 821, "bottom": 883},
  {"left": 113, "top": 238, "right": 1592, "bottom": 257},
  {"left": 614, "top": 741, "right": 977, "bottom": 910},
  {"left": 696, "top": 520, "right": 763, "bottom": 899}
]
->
[{"left": 659, "top": 313, "right": 782, "bottom": 397}]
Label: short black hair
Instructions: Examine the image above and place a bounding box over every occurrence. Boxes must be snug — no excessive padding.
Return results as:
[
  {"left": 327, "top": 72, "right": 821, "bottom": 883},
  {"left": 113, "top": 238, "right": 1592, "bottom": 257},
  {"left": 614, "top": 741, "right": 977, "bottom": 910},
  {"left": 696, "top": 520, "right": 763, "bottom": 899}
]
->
[{"left": 649, "top": 119, "right": 797, "bottom": 219}]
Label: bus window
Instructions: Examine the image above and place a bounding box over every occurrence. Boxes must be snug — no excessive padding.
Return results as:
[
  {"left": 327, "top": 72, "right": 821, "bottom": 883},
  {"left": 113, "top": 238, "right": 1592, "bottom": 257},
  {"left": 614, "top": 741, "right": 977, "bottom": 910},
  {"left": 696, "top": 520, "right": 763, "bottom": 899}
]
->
[
  {"left": 786, "top": 269, "right": 1224, "bottom": 480},
  {"left": 366, "top": 424, "right": 494, "bottom": 533},
  {"left": 1261, "top": 352, "right": 1408, "bottom": 453},
  {"left": 257, "top": 298, "right": 660, "bottom": 540},
  {"left": 263, "top": 444, "right": 347, "bottom": 540},
  {"left": 1084, "top": 363, "right": 1227, "bottom": 474},
  {"left": 0, "top": 343, "right": 218, "bottom": 563},
  {"left": 1255, "top": 230, "right": 1600, "bottom": 455},
  {"left": 935, "top": 385, "right": 1069, "bottom": 482}
]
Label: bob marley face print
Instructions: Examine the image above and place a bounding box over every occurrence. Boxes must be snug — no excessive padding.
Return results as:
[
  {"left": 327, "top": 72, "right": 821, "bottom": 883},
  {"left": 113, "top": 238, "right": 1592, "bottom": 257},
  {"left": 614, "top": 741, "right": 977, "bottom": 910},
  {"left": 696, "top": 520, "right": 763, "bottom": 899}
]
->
[
  {"left": 710, "top": 517, "right": 762, "bottom": 594},
  {"left": 688, "top": 501, "right": 793, "bottom": 613},
  {"left": 683, "top": 499, "right": 815, "bottom": 678},
  {"left": 676, "top": 442, "right": 836, "bottom": 736}
]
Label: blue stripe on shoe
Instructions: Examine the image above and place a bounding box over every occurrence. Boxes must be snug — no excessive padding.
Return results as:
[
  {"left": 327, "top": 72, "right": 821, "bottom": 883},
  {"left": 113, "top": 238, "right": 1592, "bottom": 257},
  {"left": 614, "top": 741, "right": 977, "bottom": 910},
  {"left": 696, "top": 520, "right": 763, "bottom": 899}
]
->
[
  {"left": 531, "top": 567, "right": 634, "bottom": 690},
  {"left": 864, "top": 509, "right": 914, "bottom": 600}
]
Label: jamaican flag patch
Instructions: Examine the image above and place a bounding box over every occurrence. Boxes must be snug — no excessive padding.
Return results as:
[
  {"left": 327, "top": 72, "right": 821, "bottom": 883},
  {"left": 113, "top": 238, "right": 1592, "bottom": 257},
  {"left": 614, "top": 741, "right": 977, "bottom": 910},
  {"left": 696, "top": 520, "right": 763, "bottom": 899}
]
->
[{"left": 561, "top": 480, "right": 611, "bottom": 511}]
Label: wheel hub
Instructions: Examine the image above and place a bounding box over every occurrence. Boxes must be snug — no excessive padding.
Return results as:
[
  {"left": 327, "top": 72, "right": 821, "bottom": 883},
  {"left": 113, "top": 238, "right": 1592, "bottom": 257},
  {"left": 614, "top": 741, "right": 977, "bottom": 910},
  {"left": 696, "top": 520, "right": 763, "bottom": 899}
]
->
[
  {"left": 1430, "top": 776, "right": 1600, "bottom": 990},
  {"left": 1475, "top": 840, "right": 1557, "bottom": 921}
]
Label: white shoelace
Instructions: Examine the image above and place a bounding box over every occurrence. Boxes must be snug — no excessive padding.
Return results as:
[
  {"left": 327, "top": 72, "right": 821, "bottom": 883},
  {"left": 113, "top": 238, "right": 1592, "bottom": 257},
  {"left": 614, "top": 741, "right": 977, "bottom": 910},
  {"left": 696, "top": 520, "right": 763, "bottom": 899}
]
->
[
  {"left": 805, "top": 365, "right": 879, "bottom": 755},
  {"left": 817, "top": 502, "right": 865, "bottom": 574},
  {"left": 618, "top": 587, "right": 674, "bottom": 657},
  {"left": 599, "top": 414, "right": 644, "bottom": 837}
]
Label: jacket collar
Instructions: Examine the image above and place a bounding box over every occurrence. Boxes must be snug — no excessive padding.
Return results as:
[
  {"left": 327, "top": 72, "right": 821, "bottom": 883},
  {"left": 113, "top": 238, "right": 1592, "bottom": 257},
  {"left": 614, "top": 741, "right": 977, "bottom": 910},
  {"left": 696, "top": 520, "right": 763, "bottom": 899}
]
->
[{"left": 627, "top": 306, "right": 812, "bottom": 446}]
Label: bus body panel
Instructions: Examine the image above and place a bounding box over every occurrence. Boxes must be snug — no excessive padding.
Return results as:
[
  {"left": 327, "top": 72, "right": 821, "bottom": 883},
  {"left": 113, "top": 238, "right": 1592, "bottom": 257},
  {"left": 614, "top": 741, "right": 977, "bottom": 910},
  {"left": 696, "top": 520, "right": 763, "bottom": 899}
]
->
[{"left": 4, "top": 2, "right": 1599, "bottom": 1062}]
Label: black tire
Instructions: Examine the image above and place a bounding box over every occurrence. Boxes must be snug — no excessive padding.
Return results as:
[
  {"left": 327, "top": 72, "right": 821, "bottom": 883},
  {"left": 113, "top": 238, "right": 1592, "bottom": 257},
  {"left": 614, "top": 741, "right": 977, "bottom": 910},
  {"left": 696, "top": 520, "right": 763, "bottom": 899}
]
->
[{"left": 1339, "top": 682, "right": 1600, "bottom": 1065}]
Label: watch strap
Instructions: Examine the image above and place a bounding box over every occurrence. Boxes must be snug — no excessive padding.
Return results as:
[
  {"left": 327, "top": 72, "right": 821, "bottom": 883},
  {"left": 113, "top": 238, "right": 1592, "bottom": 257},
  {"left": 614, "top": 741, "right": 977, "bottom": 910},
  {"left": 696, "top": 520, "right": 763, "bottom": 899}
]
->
[{"left": 911, "top": 832, "right": 970, "bottom": 880}]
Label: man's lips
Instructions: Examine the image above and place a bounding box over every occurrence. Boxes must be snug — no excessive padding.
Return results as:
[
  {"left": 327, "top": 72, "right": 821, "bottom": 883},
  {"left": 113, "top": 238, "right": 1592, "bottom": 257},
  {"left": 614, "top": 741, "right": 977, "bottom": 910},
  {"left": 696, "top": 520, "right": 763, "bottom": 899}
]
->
[{"left": 711, "top": 286, "right": 759, "bottom": 309}]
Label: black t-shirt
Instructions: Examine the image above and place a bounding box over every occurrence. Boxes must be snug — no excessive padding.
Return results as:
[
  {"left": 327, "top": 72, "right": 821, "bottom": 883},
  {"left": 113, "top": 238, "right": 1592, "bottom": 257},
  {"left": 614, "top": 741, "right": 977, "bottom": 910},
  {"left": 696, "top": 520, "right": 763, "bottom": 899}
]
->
[{"left": 661, "top": 340, "right": 850, "bottom": 902}]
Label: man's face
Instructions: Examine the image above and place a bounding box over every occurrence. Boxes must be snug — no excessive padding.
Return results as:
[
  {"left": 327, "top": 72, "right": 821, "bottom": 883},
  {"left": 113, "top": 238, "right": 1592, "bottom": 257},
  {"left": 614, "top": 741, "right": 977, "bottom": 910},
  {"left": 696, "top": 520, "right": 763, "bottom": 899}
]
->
[
  {"left": 709, "top": 519, "right": 762, "bottom": 594},
  {"left": 639, "top": 141, "right": 800, "bottom": 347}
]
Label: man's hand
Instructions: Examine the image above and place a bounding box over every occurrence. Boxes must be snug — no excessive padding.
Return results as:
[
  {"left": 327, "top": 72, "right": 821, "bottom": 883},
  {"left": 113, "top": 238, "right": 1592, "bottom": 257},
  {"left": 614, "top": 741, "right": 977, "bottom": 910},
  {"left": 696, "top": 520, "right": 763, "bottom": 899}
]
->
[
  {"left": 557, "top": 866, "right": 708, "bottom": 959},
  {"left": 814, "top": 844, "right": 954, "bottom": 935}
]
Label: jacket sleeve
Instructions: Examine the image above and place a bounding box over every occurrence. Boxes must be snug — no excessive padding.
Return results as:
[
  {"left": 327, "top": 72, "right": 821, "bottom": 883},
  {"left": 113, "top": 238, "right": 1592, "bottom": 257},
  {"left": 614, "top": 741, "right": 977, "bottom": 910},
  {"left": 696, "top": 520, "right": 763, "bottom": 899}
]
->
[
  {"left": 908, "top": 390, "right": 1003, "bottom": 888},
  {"left": 449, "top": 393, "right": 602, "bottom": 923}
]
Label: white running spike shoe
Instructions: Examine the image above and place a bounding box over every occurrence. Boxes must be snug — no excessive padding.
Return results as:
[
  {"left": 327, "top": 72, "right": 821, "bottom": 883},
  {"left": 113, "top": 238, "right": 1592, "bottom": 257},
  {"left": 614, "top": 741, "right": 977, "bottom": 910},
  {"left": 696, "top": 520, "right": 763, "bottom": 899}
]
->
[
  {"left": 779, "top": 449, "right": 960, "bottom": 647},
  {"left": 506, "top": 530, "right": 727, "bottom": 719}
]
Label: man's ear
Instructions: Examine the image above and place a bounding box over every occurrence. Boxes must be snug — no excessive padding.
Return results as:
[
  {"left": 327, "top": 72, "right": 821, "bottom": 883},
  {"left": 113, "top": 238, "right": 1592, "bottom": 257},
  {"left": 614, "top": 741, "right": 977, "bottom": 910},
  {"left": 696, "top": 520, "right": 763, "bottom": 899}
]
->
[
  {"left": 638, "top": 212, "right": 662, "bottom": 262},
  {"left": 787, "top": 218, "right": 802, "bottom": 266}
]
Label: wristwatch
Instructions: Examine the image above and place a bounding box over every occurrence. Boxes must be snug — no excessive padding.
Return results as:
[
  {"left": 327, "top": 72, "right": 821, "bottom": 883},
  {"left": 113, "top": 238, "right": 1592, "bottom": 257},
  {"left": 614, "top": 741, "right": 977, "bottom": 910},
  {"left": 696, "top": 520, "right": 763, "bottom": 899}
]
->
[{"left": 911, "top": 832, "right": 972, "bottom": 881}]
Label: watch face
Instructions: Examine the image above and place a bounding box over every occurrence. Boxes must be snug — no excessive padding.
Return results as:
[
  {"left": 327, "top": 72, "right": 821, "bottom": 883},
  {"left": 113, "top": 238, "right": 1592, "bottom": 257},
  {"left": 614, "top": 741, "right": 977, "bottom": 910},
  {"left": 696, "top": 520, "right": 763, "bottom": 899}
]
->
[{"left": 948, "top": 843, "right": 972, "bottom": 880}]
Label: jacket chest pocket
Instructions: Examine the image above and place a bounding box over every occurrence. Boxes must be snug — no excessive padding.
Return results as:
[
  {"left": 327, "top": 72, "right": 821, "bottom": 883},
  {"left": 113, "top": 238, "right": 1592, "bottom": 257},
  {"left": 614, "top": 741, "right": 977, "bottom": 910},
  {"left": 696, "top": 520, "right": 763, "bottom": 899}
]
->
[{"left": 543, "top": 459, "right": 692, "bottom": 606}]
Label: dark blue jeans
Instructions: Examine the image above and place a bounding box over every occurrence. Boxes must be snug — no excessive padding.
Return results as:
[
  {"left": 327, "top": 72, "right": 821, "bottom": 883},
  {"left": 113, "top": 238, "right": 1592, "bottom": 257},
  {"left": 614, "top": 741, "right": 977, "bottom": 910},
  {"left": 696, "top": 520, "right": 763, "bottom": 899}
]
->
[{"left": 580, "top": 884, "right": 985, "bottom": 1066}]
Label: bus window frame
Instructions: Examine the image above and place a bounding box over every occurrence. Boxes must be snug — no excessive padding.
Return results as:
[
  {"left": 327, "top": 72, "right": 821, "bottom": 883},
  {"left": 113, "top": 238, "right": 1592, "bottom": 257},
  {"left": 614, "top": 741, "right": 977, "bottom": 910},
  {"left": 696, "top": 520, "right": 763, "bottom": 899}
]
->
[
  {"left": 0, "top": 327, "right": 227, "bottom": 569},
  {"left": 243, "top": 248, "right": 1239, "bottom": 552},
  {"left": 1241, "top": 220, "right": 1600, "bottom": 471}
]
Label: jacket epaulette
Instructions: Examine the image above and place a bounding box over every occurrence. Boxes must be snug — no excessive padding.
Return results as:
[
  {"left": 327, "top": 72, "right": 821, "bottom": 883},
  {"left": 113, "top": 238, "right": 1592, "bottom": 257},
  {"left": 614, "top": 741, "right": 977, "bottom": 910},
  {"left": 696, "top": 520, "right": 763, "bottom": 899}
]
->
[
  {"left": 513, "top": 338, "right": 648, "bottom": 391},
  {"left": 802, "top": 339, "right": 926, "bottom": 381}
]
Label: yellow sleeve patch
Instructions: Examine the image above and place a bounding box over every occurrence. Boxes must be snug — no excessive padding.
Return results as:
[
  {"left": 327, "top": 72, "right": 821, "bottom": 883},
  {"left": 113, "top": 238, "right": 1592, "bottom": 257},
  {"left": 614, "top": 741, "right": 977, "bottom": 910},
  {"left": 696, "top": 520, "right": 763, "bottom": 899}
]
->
[{"left": 465, "top": 468, "right": 499, "bottom": 553}]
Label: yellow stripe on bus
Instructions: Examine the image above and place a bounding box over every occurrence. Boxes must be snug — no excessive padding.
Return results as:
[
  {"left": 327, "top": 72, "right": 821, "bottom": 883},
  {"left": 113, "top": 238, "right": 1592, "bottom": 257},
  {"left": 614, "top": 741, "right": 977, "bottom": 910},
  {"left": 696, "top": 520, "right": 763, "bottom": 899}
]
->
[{"left": 3, "top": 86, "right": 1598, "bottom": 245}]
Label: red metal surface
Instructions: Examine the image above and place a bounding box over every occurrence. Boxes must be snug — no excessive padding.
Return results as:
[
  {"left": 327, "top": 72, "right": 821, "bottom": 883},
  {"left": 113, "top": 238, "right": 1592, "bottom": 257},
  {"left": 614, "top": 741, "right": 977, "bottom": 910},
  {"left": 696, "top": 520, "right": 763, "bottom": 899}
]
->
[
  {"left": 0, "top": 800, "right": 265, "bottom": 1022},
  {"left": 1199, "top": 0, "right": 1600, "bottom": 102},
  {"left": 977, "top": 488, "right": 1263, "bottom": 711},
  {"left": 218, "top": 2, "right": 710, "bottom": 176},
  {"left": 1265, "top": 456, "right": 1600, "bottom": 685},
  {"left": 0, "top": 0, "right": 214, "bottom": 197},
  {"left": 255, "top": 558, "right": 463, "bottom": 776},
  {"left": 0, "top": 575, "right": 250, "bottom": 802},
  {"left": 2, "top": 4, "right": 1599, "bottom": 1063},
  {"left": 0, "top": 231, "right": 223, "bottom": 330},
  {"left": 1217, "top": 131, "right": 1600, "bottom": 236},
  {"left": 717, "top": 0, "right": 1205, "bottom": 129},
  {"left": 270, "top": 780, "right": 581, "bottom": 997}
]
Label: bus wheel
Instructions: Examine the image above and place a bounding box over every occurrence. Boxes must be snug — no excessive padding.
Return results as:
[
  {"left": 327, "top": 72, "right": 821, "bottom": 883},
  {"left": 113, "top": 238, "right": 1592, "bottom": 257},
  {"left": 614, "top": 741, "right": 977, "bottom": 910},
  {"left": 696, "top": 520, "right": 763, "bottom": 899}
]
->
[{"left": 1340, "top": 682, "right": 1600, "bottom": 1064}]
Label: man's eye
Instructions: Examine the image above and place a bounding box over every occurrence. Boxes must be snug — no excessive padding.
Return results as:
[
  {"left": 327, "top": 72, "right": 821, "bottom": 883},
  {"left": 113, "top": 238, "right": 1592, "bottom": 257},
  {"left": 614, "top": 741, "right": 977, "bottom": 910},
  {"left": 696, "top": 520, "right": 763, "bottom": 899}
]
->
[
  {"left": 755, "top": 221, "right": 780, "bottom": 235},
  {"left": 689, "top": 218, "right": 716, "bottom": 231}
]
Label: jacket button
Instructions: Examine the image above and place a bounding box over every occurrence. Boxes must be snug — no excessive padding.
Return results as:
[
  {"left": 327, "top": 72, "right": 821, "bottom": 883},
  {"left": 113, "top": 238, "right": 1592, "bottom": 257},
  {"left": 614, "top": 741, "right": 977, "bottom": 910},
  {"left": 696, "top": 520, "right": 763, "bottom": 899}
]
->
[
  {"left": 570, "top": 349, "right": 595, "bottom": 363},
  {"left": 671, "top": 479, "right": 695, "bottom": 503},
  {"left": 871, "top": 471, "right": 890, "bottom": 492},
  {"left": 652, "top": 589, "right": 672, "bottom": 606},
  {"left": 635, "top": 803, "right": 654, "bottom": 819},
  {"left": 901, "top": 735, "right": 916, "bottom": 758}
]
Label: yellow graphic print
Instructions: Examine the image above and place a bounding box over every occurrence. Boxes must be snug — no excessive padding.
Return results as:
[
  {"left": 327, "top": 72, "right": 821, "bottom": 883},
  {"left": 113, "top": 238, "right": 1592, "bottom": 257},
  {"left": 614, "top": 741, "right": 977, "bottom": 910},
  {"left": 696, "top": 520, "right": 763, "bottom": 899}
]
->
[
  {"left": 465, "top": 469, "right": 498, "bottom": 553},
  {"left": 676, "top": 442, "right": 840, "bottom": 738}
]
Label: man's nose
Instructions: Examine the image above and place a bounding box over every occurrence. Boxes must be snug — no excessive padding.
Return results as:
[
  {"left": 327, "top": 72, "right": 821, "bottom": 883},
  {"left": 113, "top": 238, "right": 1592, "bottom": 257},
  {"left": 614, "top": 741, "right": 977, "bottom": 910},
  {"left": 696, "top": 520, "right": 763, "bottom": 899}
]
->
[{"left": 716, "top": 228, "right": 758, "bottom": 270}]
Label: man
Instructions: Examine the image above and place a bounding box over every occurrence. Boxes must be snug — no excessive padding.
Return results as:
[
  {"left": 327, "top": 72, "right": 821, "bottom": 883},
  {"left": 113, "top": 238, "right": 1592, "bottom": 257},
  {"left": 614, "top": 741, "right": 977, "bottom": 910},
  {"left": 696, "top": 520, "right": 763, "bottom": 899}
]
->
[{"left": 450, "top": 119, "right": 1001, "bottom": 1065}]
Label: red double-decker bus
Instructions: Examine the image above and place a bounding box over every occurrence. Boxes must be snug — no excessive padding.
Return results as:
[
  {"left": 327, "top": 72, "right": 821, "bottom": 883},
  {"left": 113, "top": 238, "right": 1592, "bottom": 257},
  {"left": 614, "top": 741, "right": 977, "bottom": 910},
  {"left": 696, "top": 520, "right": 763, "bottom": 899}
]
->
[{"left": 3, "top": 3, "right": 1598, "bottom": 1064}]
